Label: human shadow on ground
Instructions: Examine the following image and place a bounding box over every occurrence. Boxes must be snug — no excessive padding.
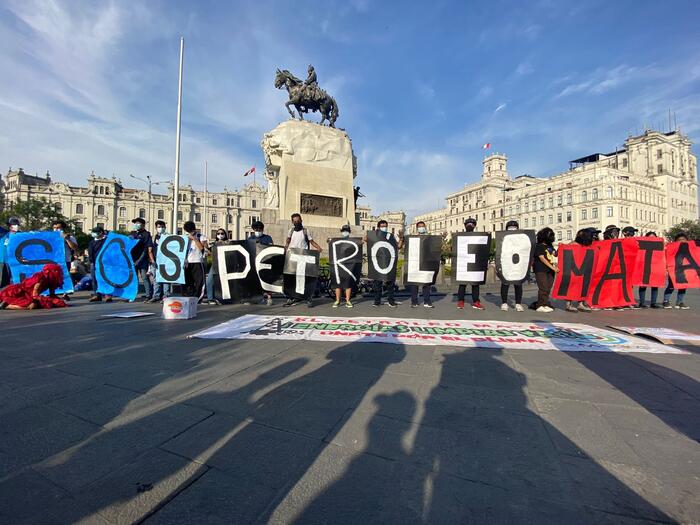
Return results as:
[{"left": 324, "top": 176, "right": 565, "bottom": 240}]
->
[{"left": 283, "top": 340, "right": 674, "bottom": 523}]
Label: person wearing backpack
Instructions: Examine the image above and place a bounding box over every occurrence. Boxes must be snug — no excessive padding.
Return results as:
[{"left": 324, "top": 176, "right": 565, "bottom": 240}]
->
[{"left": 283, "top": 213, "right": 323, "bottom": 307}]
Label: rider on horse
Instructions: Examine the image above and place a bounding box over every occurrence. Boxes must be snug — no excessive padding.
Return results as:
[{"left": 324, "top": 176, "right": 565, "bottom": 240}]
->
[{"left": 303, "top": 65, "right": 319, "bottom": 102}]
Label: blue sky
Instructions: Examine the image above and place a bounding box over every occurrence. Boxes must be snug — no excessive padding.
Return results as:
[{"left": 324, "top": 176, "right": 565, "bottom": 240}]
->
[{"left": 1, "top": 0, "right": 699, "bottom": 221}]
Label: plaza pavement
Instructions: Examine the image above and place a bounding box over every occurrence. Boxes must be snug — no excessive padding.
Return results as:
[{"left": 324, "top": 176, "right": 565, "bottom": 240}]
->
[{"left": 0, "top": 283, "right": 699, "bottom": 524}]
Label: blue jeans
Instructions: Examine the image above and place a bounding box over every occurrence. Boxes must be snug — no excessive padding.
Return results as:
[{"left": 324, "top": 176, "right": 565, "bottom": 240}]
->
[
  {"left": 206, "top": 267, "right": 215, "bottom": 300},
  {"left": 663, "top": 278, "right": 685, "bottom": 304},
  {"left": 638, "top": 287, "right": 658, "bottom": 305},
  {"left": 410, "top": 284, "right": 431, "bottom": 305},
  {"left": 153, "top": 281, "right": 171, "bottom": 300},
  {"left": 137, "top": 267, "right": 153, "bottom": 298}
]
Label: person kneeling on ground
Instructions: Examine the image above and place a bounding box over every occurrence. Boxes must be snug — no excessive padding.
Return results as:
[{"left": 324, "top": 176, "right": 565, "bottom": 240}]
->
[
  {"left": 0, "top": 263, "right": 67, "bottom": 310},
  {"left": 332, "top": 224, "right": 355, "bottom": 309},
  {"left": 532, "top": 227, "right": 558, "bottom": 313}
]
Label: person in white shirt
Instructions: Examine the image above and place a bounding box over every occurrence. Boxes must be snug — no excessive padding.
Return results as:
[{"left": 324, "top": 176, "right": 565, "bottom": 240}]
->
[
  {"left": 183, "top": 221, "right": 207, "bottom": 300},
  {"left": 283, "top": 213, "right": 322, "bottom": 307}
]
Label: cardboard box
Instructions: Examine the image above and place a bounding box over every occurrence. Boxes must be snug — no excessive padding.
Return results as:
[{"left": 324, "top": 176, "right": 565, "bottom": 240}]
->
[{"left": 163, "top": 297, "right": 198, "bottom": 319}]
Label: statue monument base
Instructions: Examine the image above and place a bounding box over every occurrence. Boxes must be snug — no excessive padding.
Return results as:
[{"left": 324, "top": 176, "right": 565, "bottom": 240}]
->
[{"left": 262, "top": 120, "right": 358, "bottom": 244}]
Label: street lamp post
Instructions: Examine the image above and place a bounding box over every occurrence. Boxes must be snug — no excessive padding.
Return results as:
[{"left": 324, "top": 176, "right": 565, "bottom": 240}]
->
[{"left": 129, "top": 174, "right": 168, "bottom": 227}]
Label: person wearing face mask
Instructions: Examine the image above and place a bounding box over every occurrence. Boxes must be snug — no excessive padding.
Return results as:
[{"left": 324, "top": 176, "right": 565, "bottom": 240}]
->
[
  {"left": 637, "top": 231, "right": 661, "bottom": 309},
  {"left": 129, "top": 217, "right": 155, "bottom": 302},
  {"left": 663, "top": 232, "right": 690, "bottom": 309},
  {"left": 284, "top": 213, "right": 323, "bottom": 307},
  {"left": 500, "top": 220, "right": 525, "bottom": 312},
  {"left": 331, "top": 224, "right": 355, "bottom": 308},
  {"left": 457, "top": 217, "right": 485, "bottom": 310},
  {"left": 532, "top": 227, "right": 558, "bottom": 312},
  {"left": 52, "top": 220, "right": 78, "bottom": 300},
  {"left": 368, "top": 219, "right": 404, "bottom": 308},
  {"left": 87, "top": 226, "right": 112, "bottom": 302},
  {"left": 149, "top": 220, "right": 171, "bottom": 303},
  {"left": 409, "top": 221, "right": 434, "bottom": 308},
  {"left": 183, "top": 221, "right": 207, "bottom": 300},
  {"left": 204, "top": 228, "right": 230, "bottom": 305},
  {"left": 247, "top": 221, "right": 274, "bottom": 305},
  {"left": 1, "top": 217, "right": 21, "bottom": 287},
  {"left": 564, "top": 228, "right": 593, "bottom": 312},
  {"left": 603, "top": 224, "right": 620, "bottom": 240}
]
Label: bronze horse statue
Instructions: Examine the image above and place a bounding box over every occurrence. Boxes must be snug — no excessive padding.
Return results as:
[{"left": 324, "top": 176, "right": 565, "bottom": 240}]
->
[{"left": 274, "top": 68, "right": 339, "bottom": 127}]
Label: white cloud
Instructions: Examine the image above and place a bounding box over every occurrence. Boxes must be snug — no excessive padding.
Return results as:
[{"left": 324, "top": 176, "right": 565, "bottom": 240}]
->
[
  {"left": 515, "top": 62, "right": 533, "bottom": 76},
  {"left": 494, "top": 102, "right": 507, "bottom": 113}
]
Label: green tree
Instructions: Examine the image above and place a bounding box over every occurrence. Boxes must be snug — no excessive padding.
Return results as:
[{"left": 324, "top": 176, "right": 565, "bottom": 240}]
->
[
  {"left": 0, "top": 197, "right": 74, "bottom": 232},
  {"left": 665, "top": 220, "right": 700, "bottom": 241}
]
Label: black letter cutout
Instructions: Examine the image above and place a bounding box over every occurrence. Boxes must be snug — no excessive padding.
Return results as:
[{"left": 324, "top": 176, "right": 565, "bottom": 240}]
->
[
  {"left": 14, "top": 239, "right": 55, "bottom": 281},
  {"left": 98, "top": 237, "right": 134, "bottom": 289},
  {"left": 557, "top": 249, "right": 595, "bottom": 297},
  {"left": 674, "top": 242, "right": 700, "bottom": 285},
  {"left": 159, "top": 236, "right": 185, "bottom": 282},
  {"left": 637, "top": 240, "right": 664, "bottom": 284}
]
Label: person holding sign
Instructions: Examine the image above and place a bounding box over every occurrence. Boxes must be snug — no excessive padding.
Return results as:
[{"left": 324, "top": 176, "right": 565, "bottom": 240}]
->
[
  {"left": 205, "top": 228, "right": 229, "bottom": 305},
  {"left": 637, "top": 231, "right": 662, "bottom": 308},
  {"left": 183, "top": 221, "right": 207, "bottom": 300},
  {"left": 1, "top": 217, "right": 21, "bottom": 287},
  {"left": 499, "top": 220, "right": 525, "bottom": 312},
  {"left": 563, "top": 228, "right": 593, "bottom": 313},
  {"left": 369, "top": 219, "right": 403, "bottom": 308},
  {"left": 409, "top": 221, "right": 435, "bottom": 308},
  {"left": 532, "top": 227, "right": 558, "bottom": 313},
  {"left": 248, "top": 220, "right": 274, "bottom": 306},
  {"left": 284, "top": 213, "right": 322, "bottom": 307},
  {"left": 332, "top": 224, "right": 355, "bottom": 308},
  {"left": 88, "top": 226, "right": 111, "bottom": 302},
  {"left": 457, "top": 217, "right": 485, "bottom": 310},
  {"left": 129, "top": 217, "right": 155, "bottom": 302},
  {"left": 150, "top": 220, "right": 172, "bottom": 303},
  {"left": 663, "top": 232, "right": 690, "bottom": 309}
]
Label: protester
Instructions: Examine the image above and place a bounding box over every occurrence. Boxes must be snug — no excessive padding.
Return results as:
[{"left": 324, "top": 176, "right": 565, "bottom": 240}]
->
[
  {"left": 69, "top": 256, "right": 88, "bottom": 285},
  {"left": 500, "top": 220, "right": 525, "bottom": 312},
  {"left": 457, "top": 217, "right": 484, "bottom": 310},
  {"left": 52, "top": 220, "right": 78, "bottom": 300},
  {"left": 284, "top": 213, "right": 323, "bottom": 307},
  {"left": 622, "top": 226, "right": 638, "bottom": 238},
  {"left": 565, "top": 228, "right": 593, "bottom": 312},
  {"left": 204, "top": 228, "right": 229, "bottom": 305},
  {"left": 0, "top": 263, "right": 67, "bottom": 310},
  {"left": 149, "top": 220, "right": 171, "bottom": 303},
  {"left": 87, "top": 226, "right": 112, "bottom": 302},
  {"left": 637, "top": 231, "right": 661, "bottom": 308},
  {"left": 532, "top": 227, "right": 558, "bottom": 312},
  {"left": 663, "top": 232, "right": 690, "bottom": 309},
  {"left": 370, "top": 219, "right": 403, "bottom": 308},
  {"left": 603, "top": 224, "right": 620, "bottom": 240},
  {"left": 331, "top": 224, "right": 355, "bottom": 308},
  {"left": 129, "top": 217, "right": 155, "bottom": 302},
  {"left": 247, "top": 221, "right": 275, "bottom": 305},
  {"left": 407, "top": 221, "right": 434, "bottom": 308},
  {"left": 182, "top": 221, "right": 206, "bottom": 300},
  {"left": 1, "top": 217, "right": 21, "bottom": 287}
]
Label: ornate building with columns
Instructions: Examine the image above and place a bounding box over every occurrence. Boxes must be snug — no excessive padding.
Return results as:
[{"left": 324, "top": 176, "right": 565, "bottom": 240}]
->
[
  {"left": 0, "top": 169, "right": 266, "bottom": 239},
  {"left": 356, "top": 205, "right": 406, "bottom": 235},
  {"left": 413, "top": 130, "right": 698, "bottom": 241}
]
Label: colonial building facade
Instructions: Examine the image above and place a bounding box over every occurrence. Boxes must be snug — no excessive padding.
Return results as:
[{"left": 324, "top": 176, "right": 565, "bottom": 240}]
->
[
  {"left": 356, "top": 205, "right": 406, "bottom": 235},
  {"left": 413, "top": 130, "right": 698, "bottom": 241},
  {"left": 0, "top": 169, "right": 267, "bottom": 239}
]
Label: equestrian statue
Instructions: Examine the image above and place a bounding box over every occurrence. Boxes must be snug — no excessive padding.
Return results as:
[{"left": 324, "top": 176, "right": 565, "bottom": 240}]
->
[{"left": 274, "top": 65, "right": 339, "bottom": 127}]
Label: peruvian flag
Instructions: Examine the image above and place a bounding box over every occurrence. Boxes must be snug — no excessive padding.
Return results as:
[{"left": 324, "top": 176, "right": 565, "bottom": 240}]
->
[
  {"left": 482, "top": 143, "right": 491, "bottom": 150},
  {"left": 243, "top": 166, "right": 255, "bottom": 177}
]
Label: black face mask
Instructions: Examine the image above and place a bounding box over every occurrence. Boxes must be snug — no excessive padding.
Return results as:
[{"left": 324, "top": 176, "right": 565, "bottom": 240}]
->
[
  {"left": 465, "top": 224, "right": 475, "bottom": 232},
  {"left": 293, "top": 222, "right": 303, "bottom": 231}
]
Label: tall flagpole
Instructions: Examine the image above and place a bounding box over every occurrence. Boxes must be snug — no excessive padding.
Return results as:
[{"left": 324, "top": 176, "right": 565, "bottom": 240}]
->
[
  {"left": 173, "top": 36, "right": 184, "bottom": 231},
  {"left": 203, "top": 160, "right": 208, "bottom": 237}
]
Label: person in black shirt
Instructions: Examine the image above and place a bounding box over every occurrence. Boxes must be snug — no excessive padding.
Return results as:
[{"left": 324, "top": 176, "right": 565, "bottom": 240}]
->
[
  {"left": 88, "top": 226, "right": 112, "bottom": 302},
  {"left": 500, "top": 220, "right": 525, "bottom": 312},
  {"left": 129, "top": 217, "right": 155, "bottom": 302},
  {"left": 369, "top": 219, "right": 404, "bottom": 307},
  {"left": 457, "top": 217, "right": 484, "bottom": 310},
  {"left": 532, "top": 227, "right": 558, "bottom": 312}
]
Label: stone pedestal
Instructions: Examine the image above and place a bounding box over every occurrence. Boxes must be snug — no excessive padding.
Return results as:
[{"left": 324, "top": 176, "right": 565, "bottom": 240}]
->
[{"left": 262, "top": 120, "right": 357, "bottom": 232}]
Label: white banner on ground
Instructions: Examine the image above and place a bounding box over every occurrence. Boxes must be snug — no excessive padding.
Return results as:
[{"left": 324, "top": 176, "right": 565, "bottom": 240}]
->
[{"left": 191, "top": 315, "right": 687, "bottom": 353}]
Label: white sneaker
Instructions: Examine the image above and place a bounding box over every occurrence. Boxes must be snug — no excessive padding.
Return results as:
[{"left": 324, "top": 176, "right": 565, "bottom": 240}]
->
[
  {"left": 515, "top": 304, "right": 524, "bottom": 312},
  {"left": 332, "top": 300, "right": 340, "bottom": 308},
  {"left": 536, "top": 306, "right": 553, "bottom": 313},
  {"left": 501, "top": 303, "right": 509, "bottom": 311}
]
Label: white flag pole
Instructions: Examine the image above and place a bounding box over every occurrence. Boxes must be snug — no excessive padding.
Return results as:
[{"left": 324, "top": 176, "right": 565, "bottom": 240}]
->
[{"left": 172, "top": 36, "right": 184, "bottom": 231}]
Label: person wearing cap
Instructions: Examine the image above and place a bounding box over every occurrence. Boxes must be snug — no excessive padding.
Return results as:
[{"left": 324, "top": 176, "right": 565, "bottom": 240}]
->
[
  {"left": 564, "top": 228, "right": 594, "bottom": 313},
  {"left": 622, "top": 226, "right": 638, "bottom": 238},
  {"left": 603, "top": 224, "right": 620, "bottom": 240},
  {"left": 51, "top": 220, "right": 78, "bottom": 300},
  {"left": 204, "top": 227, "right": 229, "bottom": 305},
  {"left": 1, "top": 217, "right": 21, "bottom": 287},
  {"left": 369, "top": 219, "right": 403, "bottom": 308},
  {"left": 129, "top": 217, "right": 155, "bottom": 302},
  {"left": 247, "top": 221, "right": 274, "bottom": 305},
  {"left": 408, "top": 221, "right": 435, "bottom": 308},
  {"left": 149, "top": 220, "right": 171, "bottom": 303},
  {"left": 331, "top": 224, "right": 355, "bottom": 308},
  {"left": 88, "top": 225, "right": 112, "bottom": 302},
  {"left": 663, "top": 231, "right": 690, "bottom": 309},
  {"left": 500, "top": 220, "right": 525, "bottom": 312},
  {"left": 457, "top": 217, "right": 485, "bottom": 310},
  {"left": 638, "top": 231, "right": 661, "bottom": 308}
]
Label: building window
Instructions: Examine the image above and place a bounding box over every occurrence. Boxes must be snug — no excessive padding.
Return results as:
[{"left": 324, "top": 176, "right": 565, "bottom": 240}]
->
[
  {"left": 119, "top": 206, "right": 126, "bottom": 218},
  {"left": 177, "top": 211, "right": 183, "bottom": 221},
  {"left": 592, "top": 207, "right": 598, "bottom": 219},
  {"left": 99, "top": 186, "right": 104, "bottom": 195},
  {"left": 539, "top": 199, "right": 544, "bottom": 210},
  {"left": 557, "top": 195, "right": 562, "bottom": 206},
  {"left": 657, "top": 149, "right": 662, "bottom": 159},
  {"left": 212, "top": 199, "right": 217, "bottom": 205},
  {"left": 566, "top": 211, "right": 572, "bottom": 222},
  {"left": 622, "top": 158, "right": 628, "bottom": 168},
  {"left": 105, "top": 187, "right": 110, "bottom": 195},
  {"left": 605, "top": 186, "right": 613, "bottom": 199},
  {"left": 196, "top": 197, "right": 201, "bottom": 204},
  {"left": 195, "top": 212, "right": 201, "bottom": 222},
  {"left": 228, "top": 214, "right": 233, "bottom": 224},
  {"left": 566, "top": 193, "right": 572, "bottom": 204},
  {"left": 118, "top": 224, "right": 126, "bottom": 231},
  {"left": 252, "top": 199, "right": 257, "bottom": 208},
  {"left": 548, "top": 215, "right": 553, "bottom": 224},
  {"left": 539, "top": 216, "right": 544, "bottom": 226},
  {"left": 548, "top": 197, "right": 553, "bottom": 208},
  {"left": 212, "top": 213, "right": 217, "bottom": 223},
  {"left": 557, "top": 213, "right": 562, "bottom": 223},
  {"left": 592, "top": 189, "right": 598, "bottom": 200},
  {"left": 138, "top": 208, "right": 146, "bottom": 218},
  {"left": 581, "top": 209, "right": 587, "bottom": 220},
  {"left": 581, "top": 190, "right": 587, "bottom": 202},
  {"left": 97, "top": 222, "right": 104, "bottom": 229},
  {"left": 75, "top": 203, "right": 84, "bottom": 214},
  {"left": 97, "top": 205, "right": 105, "bottom": 215},
  {"left": 54, "top": 202, "right": 62, "bottom": 212},
  {"left": 524, "top": 218, "right": 528, "bottom": 227},
  {"left": 182, "top": 194, "right": 187, "bottom": 202},
  {"left": 75, "top": 221, "right": 83, "bottom": 231},
  {"left": 606, "top": 206, "right": 613, "bottom": 217},
  {"left": 657, "top": 164, "right": 663, "bottom": 174},
  {"left": 524, "top": 202, "right": 529, "bottom": 212},
  {"left": 157, "top": 209, "right": 164, "bottom": 220},
  {"left": 567, "top": 230, "right": 572, "bottom": 240}
]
